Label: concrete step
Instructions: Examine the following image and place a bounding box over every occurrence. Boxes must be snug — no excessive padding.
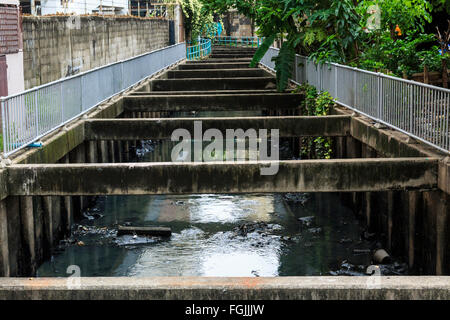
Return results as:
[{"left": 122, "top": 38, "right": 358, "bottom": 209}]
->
[
  {"left": 149, "top": 77, "right": 276, "bottom": 91},
  {"left": 211, "top": 48, "right": 256, "bottom": 52},
  {"left": 211, "top": 48, "right": 257, "bottom": 53},
  {"left": 124, "top": 93, "right": 302, "bottom": 112},
  {"left": 167, "top": 69, "right": 267, "bottom": 79},
  {"left": 86, "top": 116, "right": 349, "bottom": 140},
  {"left": 213, "top": 45, "right": 258, "bottom": 50},
  {"left": 131, "top": 89, "right": 280, "bottom": 95},
  {"left": 177, "top": 62, "right": 251, "bottom": 70},
  {"left": 188, "top": 58, "right": 253, "bottom": 63},
  {"left": 210, "top": 54, "right": 255, "bottom": 59}
]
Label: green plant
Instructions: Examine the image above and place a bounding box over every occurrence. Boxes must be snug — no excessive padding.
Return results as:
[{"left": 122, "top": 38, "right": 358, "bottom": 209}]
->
[
  {"left": 206, "top": 0, "right": 363, "bottom": 91},
  {"left": 357, "top": 0, "right": 432, "bottom": 36},
  {"left": 180, "top": 0, "right": 215, "bottom": 41},
  {"left": 419, "top": 46, "right": 448, "bottom": 71},
  {"left": 359, "top": 32, "right": 437, "bottom": 76},
  {"left": 294, "top": 84, "right": 334, "bottom": 159}
]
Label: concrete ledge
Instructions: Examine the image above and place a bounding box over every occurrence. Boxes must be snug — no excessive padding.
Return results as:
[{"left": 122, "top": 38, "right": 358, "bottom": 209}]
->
[
  {"left": 187, "top": 58, "right": 252, "bottom": 63},
  {"left": 130, "top": 90, "right": 279, "bottom": 95},
  {"left": 7, "top": 158, "right": 438, "bottom": 196},
  {"left": 0, "top": 170, "right": 8, "bottom": 201},
  {"left": 84, "top": 116, "right": 350, "bottom": 140},
  {"left": 124, "top": 93, "right": 302, "bottom": 112},
  {"left": 0, "top": 277, "right": 449, "bottom": 300},
  {"left": 12, "top": 122, "right": 85, "bottom": 165},
  {"left": 167, "top": 69, "right": 267, "bottom": 78},
  {"left": 150, "top": 77, "right": 276, "bottom": 91},
  {"left": 438, "top": 157, "right": 450, "bottom": 194},
  {"left": 332, "top": 106, "right": 446, "bottom": 159},
  {"left": 177, "top": 62, "right": 251, "bottom": 70},
  {"left": 210, "top": 54, "right": 254, "bottom": 59}
]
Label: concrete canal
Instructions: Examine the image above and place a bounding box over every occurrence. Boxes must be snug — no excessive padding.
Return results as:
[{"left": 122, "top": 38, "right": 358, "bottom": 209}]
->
[
  {"left": 0, "top": 46, "right": 448, "bottom": 299},
  {"left": 37, "top": 138, "right": 407, "bottom": 277}
]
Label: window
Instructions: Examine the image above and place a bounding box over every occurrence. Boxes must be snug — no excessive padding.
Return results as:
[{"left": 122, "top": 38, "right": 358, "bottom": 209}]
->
[{"left": 0, "top": 4, "right": 20, "bottom": 55}]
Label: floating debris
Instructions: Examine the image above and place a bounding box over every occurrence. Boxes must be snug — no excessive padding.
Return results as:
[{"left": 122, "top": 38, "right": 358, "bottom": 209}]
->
[
  {"left": 283, "top": 193, "right": 310, "bottom": 205},
  {"left": 232, "top": 222, "right": 283, "bottom": 237},
  {"left": 117, "top": 225, "right": 172, "bottom": 237},
  {"left": 136, "top": 140, "right": 157, "bottom": 157},
  {"left": 373, "top": 249, "right": 392, "bottom": 264},
  {"left": 307, "top": 227, "right": 322, "bottom": 235},
  {"left": 329, "top": 259, "right": 408, "bottom": 276},
  {"left": 298, "top": 216, "right": 314, "bottom": 227}
]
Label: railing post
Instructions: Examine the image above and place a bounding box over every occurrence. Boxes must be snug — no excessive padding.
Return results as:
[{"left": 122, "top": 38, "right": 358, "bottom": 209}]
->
[
  {"left": 409, "top": 84, "right": 413, "bottom": 132},
  {"left": 34, "top": 91, "right": 39, "bottom": 138},
  {"left": 353, "top": 67, "right": 357, "bottom": 107},
  {"left": 317, "top": 63, "right": 322, "bottom": 92},
  {"left": 377, "top": 73, "right": 382, "bottom": 120},
  {"left": 334, "top": 65, "right": 338, "bottom": 99},
  {"left": 1, "top": 98, "right": 6, "bottom": 155},
  {"left": 120, "top": 60, "right": 124, "bottom": 92},
  {"left": 60, "top": 82, "right": 64, "bottom": 124}
]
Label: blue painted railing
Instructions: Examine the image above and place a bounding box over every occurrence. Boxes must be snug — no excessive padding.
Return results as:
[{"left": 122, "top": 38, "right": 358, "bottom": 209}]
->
[{"left": 186, "top": 38, "right": 212, "bottom": 60}]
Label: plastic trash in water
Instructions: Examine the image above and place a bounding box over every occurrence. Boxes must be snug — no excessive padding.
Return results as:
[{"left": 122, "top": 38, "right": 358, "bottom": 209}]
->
[
  {"left": 11, "top": 141, "right": 43, "bottom": 149},
  {"left": 27, "top": 142, "right": 43, "bottom": 148}
]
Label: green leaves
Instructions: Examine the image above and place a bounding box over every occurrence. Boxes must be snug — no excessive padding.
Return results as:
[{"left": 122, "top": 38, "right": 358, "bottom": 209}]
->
[
  {"left": 249, "top": 34, "right": 277, "bottom": 67},
  {"left": 273, "top": 40, "right": 296, "bottom": 91}
]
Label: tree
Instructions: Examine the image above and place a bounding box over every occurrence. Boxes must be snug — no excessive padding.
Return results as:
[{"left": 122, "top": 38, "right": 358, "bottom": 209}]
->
[
  {"left": 357, "top": 0, "right": 432, "bottom": 38},
  {"left": 180, "top": 0, "right": 216, "bottom": 41}
]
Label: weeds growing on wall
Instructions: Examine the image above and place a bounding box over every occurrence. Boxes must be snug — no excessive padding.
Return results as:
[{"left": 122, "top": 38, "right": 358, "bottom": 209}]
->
[{"left": 293, "top": 83, "right": 334, "bottom": 160}]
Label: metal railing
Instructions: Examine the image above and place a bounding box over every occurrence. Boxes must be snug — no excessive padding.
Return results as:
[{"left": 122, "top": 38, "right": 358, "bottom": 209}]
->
[
  {"left": 0, "top": 42, "right": 186, "bottom": 157},
  {"left": 213, "top": 36, "right": 264, "bottom": 48},
  {"left": 261, "top": 47, "right": 450, "bottom": 154},
  {"left": 186, "top": 38, "right": 212, "bottom": 60}
]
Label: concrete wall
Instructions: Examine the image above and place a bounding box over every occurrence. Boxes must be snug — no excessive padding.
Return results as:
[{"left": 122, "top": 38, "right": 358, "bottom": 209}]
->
[
  {"left": 222, "top": 10, "right": 253, "bottom": 37},
  {"left": 22, "top": 15, "right": 170, "bottom": 89},
  {"left": 5, "top": 51, "right": 24, "bottom": 94},
  {"left": 334, "top": 136, "right": 449, "bottom": 276}
]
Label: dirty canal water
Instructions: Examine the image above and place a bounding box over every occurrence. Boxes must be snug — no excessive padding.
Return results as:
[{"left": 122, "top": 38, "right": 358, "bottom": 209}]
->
[{"left": 37, "top": 138, "right": 409, "bottom": 278}]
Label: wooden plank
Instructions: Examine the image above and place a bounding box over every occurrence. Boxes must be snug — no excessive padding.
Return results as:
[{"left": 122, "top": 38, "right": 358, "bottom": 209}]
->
[{"left": 117, "top": 225, "right": 172, "bottom": 237}]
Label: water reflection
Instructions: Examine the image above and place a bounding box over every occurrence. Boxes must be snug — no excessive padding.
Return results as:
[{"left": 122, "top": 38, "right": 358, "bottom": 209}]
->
[{"left": 37, "top": 191, "right": 372, "bottom": 277}]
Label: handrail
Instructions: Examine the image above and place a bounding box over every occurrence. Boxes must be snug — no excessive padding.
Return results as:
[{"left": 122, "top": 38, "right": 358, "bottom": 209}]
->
[
  {"left": 0, "top": 42, "right": 187, "bottom": 157},
  {"left": 213, "top": 36, "right": 264, "bottom": 48},
  {"left": 186, "top": 38, "right": 212, "bottom": 60},
  {"left": 260, "top": 47, "right": 450, "bottom": 154}
]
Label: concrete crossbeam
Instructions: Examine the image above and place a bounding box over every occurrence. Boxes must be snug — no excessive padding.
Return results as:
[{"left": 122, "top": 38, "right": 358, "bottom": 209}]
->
[
  {"left": 177, "top": 62, "right": 251, "bottom": 70},
  {"left": 150, "top": 77, "right": 276, "bottom": 91},
  {"left": 167, "top": 69, "right": 267, "bottom": 78},
  {"left": 210, "top": 54, "right": 254, "bottom": 59},
  {"left": 124, "top": 93, "right": 302, "bottom": 112},
  {"left": 131, "top": 90, "right": 278, "bottom": 95},
  {"left": 212, "top": 48, "right": 256, "bottom": 51},
  {"left": 84, "top": 116, "right": 350, "bottom": 140},
  {"left": 0, "top": 276, "right": 449, "bottom": 300},
  {"left": 187, "top": 58, "right": 252, "bottom": 63},
  {"left": 7, "top": 158, "right": 438, "bottom": 196}
]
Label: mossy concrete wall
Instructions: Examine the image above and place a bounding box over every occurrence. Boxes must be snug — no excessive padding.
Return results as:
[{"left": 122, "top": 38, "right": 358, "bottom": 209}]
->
[
  {"left": 22, "top": 16, "right": 169, "bottom": 89},
  {"left": 0, "top": 277, "right": 449, "bottom": 300}
]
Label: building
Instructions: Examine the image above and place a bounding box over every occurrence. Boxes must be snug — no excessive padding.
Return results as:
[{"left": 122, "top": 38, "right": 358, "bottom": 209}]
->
[
  {"left": 0, "top": 0, "right": 25, "bottom": 97},
  {"left": 18, "top": 0, "right": 172, "bottom": 16},
  {"left": 19, "top": 0, "right": 129, "bottom": 15}
]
